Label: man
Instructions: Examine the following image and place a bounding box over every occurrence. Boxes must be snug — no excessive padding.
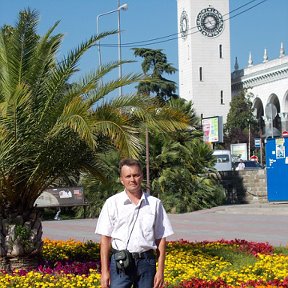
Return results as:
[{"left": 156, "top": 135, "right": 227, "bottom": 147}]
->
[
  {"left": 236, "top": 159, "right": 245, "bottom": 170},
  {"left": 95, "top": 158, "right": 173, "bottom": 288}
]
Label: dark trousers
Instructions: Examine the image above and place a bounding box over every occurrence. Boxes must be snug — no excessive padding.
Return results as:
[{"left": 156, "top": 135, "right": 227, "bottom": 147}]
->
[{"left": 110, "top": 253, "right": 156, "bottom": 288}]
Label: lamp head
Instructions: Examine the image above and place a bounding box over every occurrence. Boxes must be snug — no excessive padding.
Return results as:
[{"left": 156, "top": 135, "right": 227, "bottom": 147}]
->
[{"left": 119, "top": 3, "right": 128, "bottom": 11}]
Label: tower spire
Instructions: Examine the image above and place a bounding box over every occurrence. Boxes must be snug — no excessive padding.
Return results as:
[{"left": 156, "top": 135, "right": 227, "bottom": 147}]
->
[
  {"left": 248, "top": 52, "right": 253, "bottom": 67},
  {"left": 280, "top": 42, "right": 285, "bottom": 58},
  {"left": 234, "top": 57, "right": 239, "bottom": 71},
  {"left": 263, "top": 48, "right": 268, "bottom": 63}
]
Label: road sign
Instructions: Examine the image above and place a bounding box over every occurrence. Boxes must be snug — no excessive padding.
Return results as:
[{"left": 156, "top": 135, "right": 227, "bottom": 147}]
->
[{"left": 254, "top": 138, "right": 261, "bottom": 148}]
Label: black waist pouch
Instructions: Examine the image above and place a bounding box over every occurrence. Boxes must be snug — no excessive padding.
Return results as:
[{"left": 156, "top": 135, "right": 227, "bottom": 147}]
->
[{"left": 114, "top": 249, "right": 132, "bottom": 270}]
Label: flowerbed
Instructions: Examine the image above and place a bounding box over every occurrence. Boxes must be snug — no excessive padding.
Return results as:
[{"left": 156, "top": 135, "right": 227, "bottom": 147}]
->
[{"left": 0, "top": 238, "right": 288, "bottom": 287}]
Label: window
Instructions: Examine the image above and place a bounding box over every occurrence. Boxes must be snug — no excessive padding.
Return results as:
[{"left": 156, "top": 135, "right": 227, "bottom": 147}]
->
[
  {"left": 216, "top": 154, "right": 230, "bottom": 163},
  {"left": 199, "top": 67, "right": 203, "bottom": 81},
  {"left": 220, "top": 90, "right": 224, "bottom": 104},
  {"left": 219, "top": 44, "right": 223, "bottom": 58}
]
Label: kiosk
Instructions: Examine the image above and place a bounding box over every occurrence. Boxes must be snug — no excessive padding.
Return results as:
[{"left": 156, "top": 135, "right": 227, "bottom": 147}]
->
[{"left": 266, "top": 137, "right": 288, "bottom": 201}]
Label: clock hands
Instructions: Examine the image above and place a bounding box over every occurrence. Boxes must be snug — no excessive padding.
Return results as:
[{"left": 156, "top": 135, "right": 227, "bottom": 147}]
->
[
  {"left": 204, "top": 16, "right": 216, "bottom": 29},
  {"left": 196, "top": 7, "right": 224, "bottom": 37}
]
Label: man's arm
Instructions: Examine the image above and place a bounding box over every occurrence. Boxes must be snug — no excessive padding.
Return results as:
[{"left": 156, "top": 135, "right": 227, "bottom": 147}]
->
[
  {"left": 100, "top": 235, "right": 112, "bottom": 288},
  {"left": 154, "top": 237, "right": 166, "bottom": 288}
]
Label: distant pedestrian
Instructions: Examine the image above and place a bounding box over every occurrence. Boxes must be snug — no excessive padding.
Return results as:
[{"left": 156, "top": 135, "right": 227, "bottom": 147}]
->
[{"left": 236, "top": 159, "right": 245, "bottom": 170}]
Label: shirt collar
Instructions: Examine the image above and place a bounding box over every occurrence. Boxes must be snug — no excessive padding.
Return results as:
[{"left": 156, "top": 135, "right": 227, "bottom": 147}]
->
[{"left": 121, "top": 190, "right": 148, "bottom": 206}]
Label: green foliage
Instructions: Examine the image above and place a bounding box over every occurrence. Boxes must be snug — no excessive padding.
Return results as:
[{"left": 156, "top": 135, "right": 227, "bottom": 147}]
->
[
  {"left": 225, "top": 90, "right": 258, "bottom": 147},
  {"left": 130, "top": 49, "right": 223, "bottom": 213},
  {"left": 201, "top": 245, "right": 257, "bottom": 270},
  {"left": 133, "top": 48, "right": 178, "bottom": 103},
  {"left": 226, "top": 91, "right": 255, "bottom": 131},
  {"left": 14, "top": 225, "right": 31, "bottom": 241},
  {"left": 0, "top": 9, "right": 190, "bottom": 222},
  {"left": 139, "top": 99, "right": 225, "bottom": 213},
  {"left": 13, "top": 225, "right": 32, "bottom": 251},
  {"left": 151, "top": 139, "right": 225, "bottom": 213},
  {"left": 41, "top": 239, "right": 100, "bottom": 262},
  {"left": 274, "top": 246, "right": 288, "bottom": 255},
  {"left": 80, "top": 100, "right": 222, "bottom": 216},
  {"left": 78, "top": 151, "right": 122, "bottom": 218}
]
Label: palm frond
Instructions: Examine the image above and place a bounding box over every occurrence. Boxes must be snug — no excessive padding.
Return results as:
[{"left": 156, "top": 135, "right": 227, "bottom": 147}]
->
[
  {"left": 93, "top": 121, "right": 141, "bottom": 158},
  {"left": 87, "top": 72, "right": 143, "bottom": 106},
  {"left": 48, "top": 96, "right": 96, "bottom": 148},
  {"left": 0, "top": 9, "right": 193, "bottom": 217}
]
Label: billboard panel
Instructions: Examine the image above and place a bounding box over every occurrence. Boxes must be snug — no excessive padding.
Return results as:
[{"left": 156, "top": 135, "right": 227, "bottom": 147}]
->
[
  {"left": 230, "top": 143, "right": 248, "bottom": 162},
  {"left": 202, "top": 116, "right": 223, "bottom": 143},
  {"left": 34, "top": 187, "right": 85, "bottom": 207}
]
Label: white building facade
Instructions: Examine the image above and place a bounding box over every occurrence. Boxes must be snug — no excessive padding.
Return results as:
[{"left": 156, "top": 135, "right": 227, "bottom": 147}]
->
[
  {"left": 177, "top": 0, "right": 231, "bottom": 122},
  {"left": 231, "top": 45, "right": 288, "bottom": 136}
]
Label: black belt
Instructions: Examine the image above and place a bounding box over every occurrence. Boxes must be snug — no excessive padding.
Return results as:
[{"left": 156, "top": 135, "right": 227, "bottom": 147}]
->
[
  {"left": 131, "top": 249, "right": 155, "bottom": 259},
  {"left": 112, "top": 249, "right": 155, "bottom": 259}
]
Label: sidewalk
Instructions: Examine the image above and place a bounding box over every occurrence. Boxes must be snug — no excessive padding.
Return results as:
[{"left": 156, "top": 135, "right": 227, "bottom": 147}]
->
[{"left": 42, "top": 203, "right": 288, "bottom": 247}]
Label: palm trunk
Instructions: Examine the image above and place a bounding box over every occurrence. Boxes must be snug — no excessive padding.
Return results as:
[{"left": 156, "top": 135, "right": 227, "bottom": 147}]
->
[{"left": 0, "top": 210, "right": 43, "bottom": 272}]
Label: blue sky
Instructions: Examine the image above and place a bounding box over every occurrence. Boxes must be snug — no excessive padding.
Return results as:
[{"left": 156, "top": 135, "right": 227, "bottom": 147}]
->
[{"left": 1, "top": 0, "right": 288, "bottom": 96}]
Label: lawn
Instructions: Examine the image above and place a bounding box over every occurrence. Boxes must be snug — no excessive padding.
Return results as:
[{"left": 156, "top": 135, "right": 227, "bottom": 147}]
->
[{"left": 0, "top": 238, "right": 288, "bottom": 287}]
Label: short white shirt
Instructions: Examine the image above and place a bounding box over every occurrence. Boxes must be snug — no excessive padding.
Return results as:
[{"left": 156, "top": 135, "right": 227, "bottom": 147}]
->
[
  {"left": 95, "top": 191, "right": 174, "bottom": 253},
  {"left": 236, "top": 162, "right": 245, "bottom": 170}
]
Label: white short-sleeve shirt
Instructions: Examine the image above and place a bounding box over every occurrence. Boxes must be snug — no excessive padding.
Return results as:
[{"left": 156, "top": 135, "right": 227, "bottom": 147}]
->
[{"left": 95, "top": 191, "right": 174, "bottom": 253}]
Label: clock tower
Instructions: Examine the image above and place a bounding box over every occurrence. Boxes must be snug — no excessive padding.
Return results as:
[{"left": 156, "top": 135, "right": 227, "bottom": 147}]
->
[{"left": 177, "top": 0, "right": 231, "bottom": 122}]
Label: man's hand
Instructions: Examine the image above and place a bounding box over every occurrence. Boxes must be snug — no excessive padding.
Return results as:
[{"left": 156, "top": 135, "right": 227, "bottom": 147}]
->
[
  {"left": 154, "top": 237, "right": 166, "bottom": 288},
  {"left": 100, "top": 235, "right": 112, "bottom": 288},
  {"left": 101, "top": 270, "right": 110, "bottom": 288},
  {"left": 154, "top": 270, "right": 164, "bottom": 288}
]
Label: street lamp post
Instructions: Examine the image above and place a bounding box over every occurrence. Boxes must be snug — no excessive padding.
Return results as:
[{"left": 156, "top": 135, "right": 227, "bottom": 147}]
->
[
  {"left": 117, "top": 0, "right": 123, "bottom": 97},
  {"left": 145, "top": 127, "right": 150, "bottom": 194},
  {"left": 96, "top": 3, "right": 128, "bottom": 95}
]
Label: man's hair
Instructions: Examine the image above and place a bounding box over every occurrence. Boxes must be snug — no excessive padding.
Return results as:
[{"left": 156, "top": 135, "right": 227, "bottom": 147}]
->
[{"left": 119, "top": 158, "right": 142, "bottom": 175}]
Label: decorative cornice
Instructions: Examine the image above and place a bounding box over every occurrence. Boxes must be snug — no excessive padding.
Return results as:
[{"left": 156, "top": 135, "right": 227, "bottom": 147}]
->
[{"left": 231, "top": 58, "right": 288, "bottom": 92}]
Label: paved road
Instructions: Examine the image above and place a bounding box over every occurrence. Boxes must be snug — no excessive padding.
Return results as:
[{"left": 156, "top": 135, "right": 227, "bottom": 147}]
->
[{"left": 42, "top": 203, "right": 288, "bottom": 247}]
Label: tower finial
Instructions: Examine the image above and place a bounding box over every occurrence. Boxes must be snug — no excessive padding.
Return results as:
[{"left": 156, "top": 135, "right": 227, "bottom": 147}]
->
[
  {"left": 248, "top": 52, "right": 253, "bottom": 67},
  {"left": 263, "top": 48, "right": 268, "bottom": 63},
  {"left": 234, "top": 57, "right": 239, "bottom": 71},
  {"left": 280, "top": 42, "right": 285, "bottom": 58}
]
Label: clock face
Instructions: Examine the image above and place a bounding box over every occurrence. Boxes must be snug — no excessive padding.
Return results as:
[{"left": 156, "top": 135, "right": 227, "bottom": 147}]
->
[
  {"left": 180, "top": 10, "right": 189, "bottom": 39},
  {"left": 196, "top": 7, "right": 224, "bottom": 38}
]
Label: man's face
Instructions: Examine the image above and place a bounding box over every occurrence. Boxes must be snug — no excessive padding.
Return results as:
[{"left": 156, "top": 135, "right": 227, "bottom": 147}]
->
[{"left": 120, "top": 164, "right": 143, "bottom": 194}]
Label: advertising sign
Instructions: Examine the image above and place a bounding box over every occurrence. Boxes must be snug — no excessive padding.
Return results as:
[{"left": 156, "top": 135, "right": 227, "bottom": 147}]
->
[
  {"left": 34, "top": 187, "right": 85, "bottom": 207},
  {"left": 231, "top": 143, "right": 248, "bottom": 162},
  {"left": 276, "top": 138, "right": 285, "bottom": 159},
  {"left": 202, "top": 116, "right": 223, "bottom": 143}
]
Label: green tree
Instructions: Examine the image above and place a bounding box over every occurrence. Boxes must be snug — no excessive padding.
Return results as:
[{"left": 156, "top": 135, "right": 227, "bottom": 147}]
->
[
  {"left": 151, "top": 138, "right": 225, "bottom": 213},
  {"left": 224, "top": 90, "right": 258, "bottom": 149},
  {"left": 133, "top": 48, "right": 178, "bottom": 103},
  {"left": 78, "top": 151, "right": 121, "bottom": 218},
  {"left": 0, "top": 9, "right": 190, "bottom": 270},
  {"left": 144, "top": 99, "right": 201, "bottom": 182},
  {"left": 140, "top": 99, "right": 225, "bottom": 212},
  {"left": 79, "top": 98, "right": 193, "bottom": 217}
]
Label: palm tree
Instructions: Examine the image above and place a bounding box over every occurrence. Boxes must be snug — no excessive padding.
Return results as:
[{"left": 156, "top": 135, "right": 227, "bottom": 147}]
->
[
  {"left": 0, "top": 9, "right": 190, "bottom": 271},
  {"left": 151, "top": 139, "right": 225, "bottom": 213},
  {"left": 139, "top": 99, "right": 225, "bottom": 212}
]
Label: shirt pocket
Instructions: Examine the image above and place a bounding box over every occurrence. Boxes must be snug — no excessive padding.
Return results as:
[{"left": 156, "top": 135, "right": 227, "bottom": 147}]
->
[{"left": 139, "top": 213, "right": 155, "bottom": 240}]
